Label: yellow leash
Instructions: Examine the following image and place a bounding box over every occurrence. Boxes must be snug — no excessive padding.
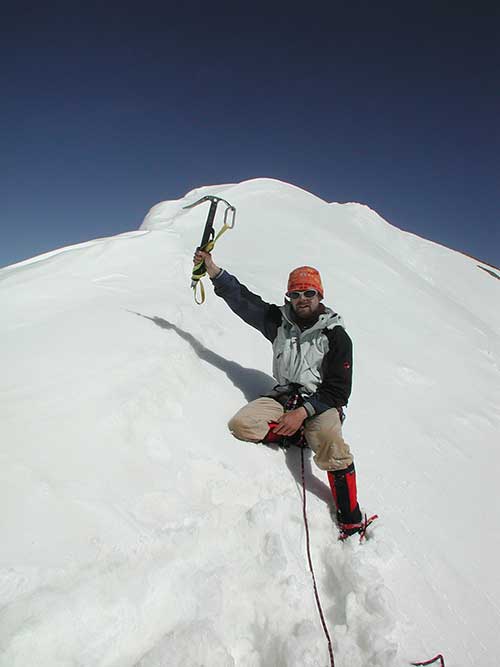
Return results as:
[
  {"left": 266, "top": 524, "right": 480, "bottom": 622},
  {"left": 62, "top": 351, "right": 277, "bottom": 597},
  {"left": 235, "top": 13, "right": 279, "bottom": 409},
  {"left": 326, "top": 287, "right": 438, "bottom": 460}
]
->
[{"left": 191, "top": 222, "right": 232, "bottom": 304}]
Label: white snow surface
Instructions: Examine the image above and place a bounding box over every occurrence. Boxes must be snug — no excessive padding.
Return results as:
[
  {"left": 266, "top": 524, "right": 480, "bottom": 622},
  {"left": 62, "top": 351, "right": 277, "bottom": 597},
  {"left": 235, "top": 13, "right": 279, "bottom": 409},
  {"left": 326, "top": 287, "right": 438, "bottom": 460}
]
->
[{"left": 1, "top": 177, "right": 499, "bottom": 666}]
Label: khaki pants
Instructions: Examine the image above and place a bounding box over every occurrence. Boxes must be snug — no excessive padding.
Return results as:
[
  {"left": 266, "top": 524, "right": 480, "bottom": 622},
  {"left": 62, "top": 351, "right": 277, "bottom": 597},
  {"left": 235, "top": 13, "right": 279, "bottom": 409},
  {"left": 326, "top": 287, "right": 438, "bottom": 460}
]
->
[{"left": 228, "top": 397, "right": 354, "bottom": 472}]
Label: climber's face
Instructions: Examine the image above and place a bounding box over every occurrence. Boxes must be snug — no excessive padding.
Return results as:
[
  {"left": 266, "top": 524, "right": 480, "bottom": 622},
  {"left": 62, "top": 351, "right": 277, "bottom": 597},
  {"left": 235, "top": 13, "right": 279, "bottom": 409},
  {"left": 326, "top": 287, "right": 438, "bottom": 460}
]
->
[{"left": 287, "top": 289, "right": 322, "bottom": 319}]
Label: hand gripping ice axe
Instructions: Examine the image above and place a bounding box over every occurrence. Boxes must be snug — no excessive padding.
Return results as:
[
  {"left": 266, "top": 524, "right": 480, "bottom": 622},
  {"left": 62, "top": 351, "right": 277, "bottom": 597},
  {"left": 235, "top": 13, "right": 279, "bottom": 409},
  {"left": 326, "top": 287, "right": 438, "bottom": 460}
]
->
[{"left": 184, "top": 195, "right": 236, "bottom": 304}]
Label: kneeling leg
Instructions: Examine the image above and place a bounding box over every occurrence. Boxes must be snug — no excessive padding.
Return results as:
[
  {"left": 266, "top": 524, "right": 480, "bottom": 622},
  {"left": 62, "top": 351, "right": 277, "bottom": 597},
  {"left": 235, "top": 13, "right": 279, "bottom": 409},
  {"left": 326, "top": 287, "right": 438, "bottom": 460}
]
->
[{"left": 228, "top": 397, "right": 284, "bottom": 442}]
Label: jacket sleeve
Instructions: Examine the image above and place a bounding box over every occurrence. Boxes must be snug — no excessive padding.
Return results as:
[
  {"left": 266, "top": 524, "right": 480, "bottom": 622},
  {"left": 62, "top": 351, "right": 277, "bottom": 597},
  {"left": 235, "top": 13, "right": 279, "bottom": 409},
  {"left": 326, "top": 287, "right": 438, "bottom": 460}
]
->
[
  {"left": 211, "top": 269, "right": 282, "bottom": 342},
  {"left": 302, "top": 326, "right": 353, "bottom": 416}
]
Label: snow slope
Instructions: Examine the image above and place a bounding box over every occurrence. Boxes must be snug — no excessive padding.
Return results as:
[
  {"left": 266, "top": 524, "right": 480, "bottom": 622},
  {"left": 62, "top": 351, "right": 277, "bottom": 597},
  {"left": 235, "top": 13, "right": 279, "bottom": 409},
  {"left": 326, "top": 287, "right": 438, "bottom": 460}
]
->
[{"left": 1, "top": 178, "right": 499, "bottom": 666}]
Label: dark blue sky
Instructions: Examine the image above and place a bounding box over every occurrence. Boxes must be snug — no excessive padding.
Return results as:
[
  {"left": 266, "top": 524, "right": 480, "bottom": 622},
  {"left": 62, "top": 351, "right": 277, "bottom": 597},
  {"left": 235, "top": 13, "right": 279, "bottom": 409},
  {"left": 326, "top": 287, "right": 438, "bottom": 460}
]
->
[{"left": 2, "top": 2, "right": 499, "bottom": 268}]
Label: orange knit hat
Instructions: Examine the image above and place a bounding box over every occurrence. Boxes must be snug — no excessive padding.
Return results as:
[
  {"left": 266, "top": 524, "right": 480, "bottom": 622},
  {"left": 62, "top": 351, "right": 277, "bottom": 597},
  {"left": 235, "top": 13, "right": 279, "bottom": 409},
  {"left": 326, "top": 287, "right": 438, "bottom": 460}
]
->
[{"left": 287, "top": 266, "right": 324, "bottom": 298}]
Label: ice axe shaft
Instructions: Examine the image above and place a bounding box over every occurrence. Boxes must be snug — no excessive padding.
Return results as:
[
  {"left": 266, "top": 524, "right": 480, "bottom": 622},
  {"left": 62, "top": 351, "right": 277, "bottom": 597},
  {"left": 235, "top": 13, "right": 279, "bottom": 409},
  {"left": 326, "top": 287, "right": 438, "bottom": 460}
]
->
[
  {"left": 191, "top": 198, "right": 218, "bottom": 282},
  {"left": 199, "top": 198, "right": 219, "bottom": 248}
]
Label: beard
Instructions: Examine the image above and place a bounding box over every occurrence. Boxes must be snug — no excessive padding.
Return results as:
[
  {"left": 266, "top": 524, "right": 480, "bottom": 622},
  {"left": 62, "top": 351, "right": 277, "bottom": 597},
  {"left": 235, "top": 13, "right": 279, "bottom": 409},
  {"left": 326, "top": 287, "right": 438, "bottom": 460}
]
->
[{"left": 291, "top": 301, "right": 324, "bottom": 324}]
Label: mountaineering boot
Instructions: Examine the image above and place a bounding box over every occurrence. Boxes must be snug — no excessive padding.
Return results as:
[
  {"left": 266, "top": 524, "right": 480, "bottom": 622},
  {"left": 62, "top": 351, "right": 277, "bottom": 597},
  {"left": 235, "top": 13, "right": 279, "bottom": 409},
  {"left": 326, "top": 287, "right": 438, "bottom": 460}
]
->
[{"left": 327, "top": 463, "right": 364, "bottom": 539}]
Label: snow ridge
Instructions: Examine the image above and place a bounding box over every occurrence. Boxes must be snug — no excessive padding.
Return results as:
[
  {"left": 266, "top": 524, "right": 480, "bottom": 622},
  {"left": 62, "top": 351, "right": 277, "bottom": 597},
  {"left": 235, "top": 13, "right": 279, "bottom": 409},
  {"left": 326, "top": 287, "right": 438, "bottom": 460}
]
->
[{"left": 1, "top": 178, "right": 499, "bottom": 666}]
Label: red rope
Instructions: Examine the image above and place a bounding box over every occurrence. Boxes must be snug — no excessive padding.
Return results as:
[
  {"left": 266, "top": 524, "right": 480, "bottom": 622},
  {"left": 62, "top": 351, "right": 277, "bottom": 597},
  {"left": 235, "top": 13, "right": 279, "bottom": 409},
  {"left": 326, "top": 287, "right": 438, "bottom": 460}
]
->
[
  {"left": 299, "top": 445, "right": 445, "bottom": 667},
  {"left": 411, "top": 655, "right": 445, "bottom": 666},
  {"left": 300, "top": 445, "right": 336, "bottom": 667}
]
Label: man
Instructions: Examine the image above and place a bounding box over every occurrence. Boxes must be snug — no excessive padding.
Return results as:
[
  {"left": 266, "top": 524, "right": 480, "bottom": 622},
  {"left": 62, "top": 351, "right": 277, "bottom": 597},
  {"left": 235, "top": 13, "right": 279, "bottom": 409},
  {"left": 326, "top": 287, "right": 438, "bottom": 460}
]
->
[{"left": 194, "top": 250, "right": 365, "bottom": 539}]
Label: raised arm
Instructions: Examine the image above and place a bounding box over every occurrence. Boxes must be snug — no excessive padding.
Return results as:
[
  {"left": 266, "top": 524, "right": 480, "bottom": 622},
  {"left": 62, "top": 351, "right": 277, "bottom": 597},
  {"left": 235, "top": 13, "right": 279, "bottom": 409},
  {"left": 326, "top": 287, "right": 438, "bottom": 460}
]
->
[{"left": 193, "top": 250, "right": 282, "bottom": 342}]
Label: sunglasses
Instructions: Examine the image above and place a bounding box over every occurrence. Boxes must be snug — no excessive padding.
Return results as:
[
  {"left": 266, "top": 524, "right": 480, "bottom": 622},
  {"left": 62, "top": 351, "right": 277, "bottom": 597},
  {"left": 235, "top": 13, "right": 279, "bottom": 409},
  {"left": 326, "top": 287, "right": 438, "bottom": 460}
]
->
[{"left": 286, "top": 289, "right": 319, "bottom": 300}]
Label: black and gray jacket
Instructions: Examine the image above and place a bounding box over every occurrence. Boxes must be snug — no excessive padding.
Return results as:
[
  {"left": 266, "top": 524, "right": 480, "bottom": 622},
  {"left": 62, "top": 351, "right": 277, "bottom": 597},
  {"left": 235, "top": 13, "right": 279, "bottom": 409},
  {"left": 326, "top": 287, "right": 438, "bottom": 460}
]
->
[{"left": 212, "top": 269, "right": 353, "bottom": 417}]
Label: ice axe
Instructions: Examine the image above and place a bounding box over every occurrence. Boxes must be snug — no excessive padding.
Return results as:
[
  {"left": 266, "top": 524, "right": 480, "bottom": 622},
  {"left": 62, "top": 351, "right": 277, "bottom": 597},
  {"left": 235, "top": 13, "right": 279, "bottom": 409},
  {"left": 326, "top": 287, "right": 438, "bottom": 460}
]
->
[{"left": 184, "top": 195, "right": 236, "bottom": 304}]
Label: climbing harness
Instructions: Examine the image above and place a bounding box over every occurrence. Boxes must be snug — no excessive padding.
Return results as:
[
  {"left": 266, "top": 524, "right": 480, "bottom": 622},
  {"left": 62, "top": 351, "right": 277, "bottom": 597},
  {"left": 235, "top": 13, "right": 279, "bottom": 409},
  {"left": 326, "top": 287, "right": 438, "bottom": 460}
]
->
[{"left": 184, "top": 195, "right": 236, "bottom": 304}]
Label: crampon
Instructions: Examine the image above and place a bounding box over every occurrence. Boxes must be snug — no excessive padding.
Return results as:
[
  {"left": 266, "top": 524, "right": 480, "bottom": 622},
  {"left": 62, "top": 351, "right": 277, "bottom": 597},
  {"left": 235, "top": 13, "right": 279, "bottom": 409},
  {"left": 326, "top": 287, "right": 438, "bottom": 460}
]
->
[{"left": 339, "top": 513, "right": 379, "bottom": 542}]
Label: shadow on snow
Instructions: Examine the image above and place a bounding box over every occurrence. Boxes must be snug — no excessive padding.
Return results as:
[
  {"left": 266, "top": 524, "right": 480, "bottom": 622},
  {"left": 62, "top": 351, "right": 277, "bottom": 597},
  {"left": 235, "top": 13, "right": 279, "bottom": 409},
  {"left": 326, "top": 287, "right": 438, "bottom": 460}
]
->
[{"left": 132, "top": 311, "right": 332, "bottom": 507}]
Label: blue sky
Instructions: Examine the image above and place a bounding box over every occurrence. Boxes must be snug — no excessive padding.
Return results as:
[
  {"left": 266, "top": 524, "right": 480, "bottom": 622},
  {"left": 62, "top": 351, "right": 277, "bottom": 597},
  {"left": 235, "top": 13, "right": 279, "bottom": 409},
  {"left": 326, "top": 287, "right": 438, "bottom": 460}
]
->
[{"left": 2, "top": 2, "right": 499, "bottom": 268}]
